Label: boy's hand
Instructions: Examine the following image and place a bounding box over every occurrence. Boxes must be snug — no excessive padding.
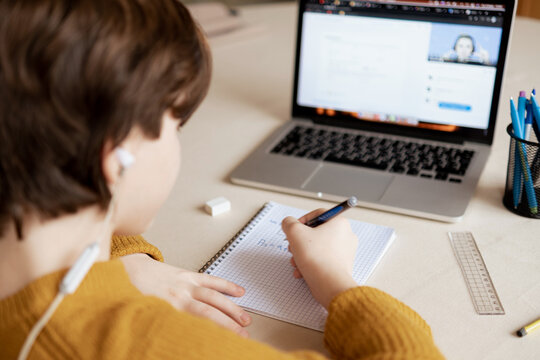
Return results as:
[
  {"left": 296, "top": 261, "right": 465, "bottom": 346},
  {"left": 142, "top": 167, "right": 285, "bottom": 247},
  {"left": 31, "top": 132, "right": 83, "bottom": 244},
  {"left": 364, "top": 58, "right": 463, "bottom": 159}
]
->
[
  {"left": 120, "top": 254, "right": 251, "bottom": 337},
  {"left": 282, "top": 209, "right": 359, "bottom": 309}
]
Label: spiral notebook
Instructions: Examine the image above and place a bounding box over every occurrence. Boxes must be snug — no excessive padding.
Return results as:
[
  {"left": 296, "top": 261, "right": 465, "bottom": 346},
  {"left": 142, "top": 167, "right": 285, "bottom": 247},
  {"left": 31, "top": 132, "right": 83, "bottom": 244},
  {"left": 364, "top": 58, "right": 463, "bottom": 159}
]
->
[{"left": 199, "top": 201, "right": 395, "bottom": 331}]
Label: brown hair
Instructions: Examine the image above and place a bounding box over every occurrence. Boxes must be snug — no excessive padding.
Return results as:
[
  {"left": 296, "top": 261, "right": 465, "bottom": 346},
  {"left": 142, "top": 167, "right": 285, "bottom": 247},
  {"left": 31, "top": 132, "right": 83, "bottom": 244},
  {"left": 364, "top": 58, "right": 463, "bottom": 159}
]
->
[{"left": 0, "top": 0, "right": 211, "bottom": 238}]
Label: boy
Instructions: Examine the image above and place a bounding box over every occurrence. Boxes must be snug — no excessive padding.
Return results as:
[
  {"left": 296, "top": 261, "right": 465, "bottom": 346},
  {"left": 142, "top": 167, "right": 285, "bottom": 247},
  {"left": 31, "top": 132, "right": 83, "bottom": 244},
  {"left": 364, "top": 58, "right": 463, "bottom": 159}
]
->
[{"left": 0, "top": 0, "right": 444, "bottom": 358}]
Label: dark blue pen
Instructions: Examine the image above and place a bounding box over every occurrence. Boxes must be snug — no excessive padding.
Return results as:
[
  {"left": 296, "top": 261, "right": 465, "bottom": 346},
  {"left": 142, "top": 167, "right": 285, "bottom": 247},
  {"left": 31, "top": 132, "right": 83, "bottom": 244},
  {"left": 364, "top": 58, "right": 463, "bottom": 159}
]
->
[{"left": 305, "top": 197, "right": 358, "bottom": 227}]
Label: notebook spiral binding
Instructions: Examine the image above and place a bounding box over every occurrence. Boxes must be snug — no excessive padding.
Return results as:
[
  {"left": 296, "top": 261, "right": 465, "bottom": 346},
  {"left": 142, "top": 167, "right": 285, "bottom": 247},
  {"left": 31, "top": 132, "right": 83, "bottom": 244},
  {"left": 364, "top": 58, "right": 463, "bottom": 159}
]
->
[{"left": 198, "top": 202, "right": 274, "bottom": 274}]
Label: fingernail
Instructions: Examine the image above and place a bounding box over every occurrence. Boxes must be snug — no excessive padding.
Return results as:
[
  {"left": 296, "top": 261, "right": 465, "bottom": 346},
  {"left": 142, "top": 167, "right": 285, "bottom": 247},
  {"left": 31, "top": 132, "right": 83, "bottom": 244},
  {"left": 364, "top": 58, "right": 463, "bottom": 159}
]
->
[
  {"left": 239, "top": 329, "right": 249, "bottom": 338},
  {"left": 241, "top": 313, "right": 251, "bottom": 325}
]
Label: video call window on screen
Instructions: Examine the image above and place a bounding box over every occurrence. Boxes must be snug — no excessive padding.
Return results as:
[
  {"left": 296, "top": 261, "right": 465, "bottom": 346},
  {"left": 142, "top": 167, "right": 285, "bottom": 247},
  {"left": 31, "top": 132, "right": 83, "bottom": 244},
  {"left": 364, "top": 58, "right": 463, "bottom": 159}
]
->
[
  {"left": 428, "top": 23, "right": 502, "bottom": 66},
  {"left": 297, "top": 0, "right": 507, "bottom": 132}
]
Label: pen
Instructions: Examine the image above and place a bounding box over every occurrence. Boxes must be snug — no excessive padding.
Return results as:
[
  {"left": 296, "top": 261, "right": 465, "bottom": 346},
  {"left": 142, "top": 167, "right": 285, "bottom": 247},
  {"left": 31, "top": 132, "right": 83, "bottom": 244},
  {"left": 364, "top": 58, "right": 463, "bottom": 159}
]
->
[
  {"left": 526, "top": 100, "right": 539, "bottom": 141},
  {"left": 529, "top": 93, "right": 540, "bottom": 186},
  {"left": 510, "top": 98, "right": 524, "bottom": 208},
  {"left": 305, "top": 196, "right": 357, "bottom": 227},
  {"left": 521, "top": 91, "right": 532, "bottom": 140},
  {"left": 511, "top": 98, "right": 538, "bottom": 214},
  {"left": 512, "top": 142, "right": 523, "bottom": 209},
  {"left": 532, "top": 102, "right": 540, "bottom": 141},
  {"left": 517, "top": 91, "right": 530, "bottom": 208},
  {"left": 530, "top": 94, "right": 540, "bottom": 138},
  {"left": 518, "top": 91, "right": 527, "bottom": 132},
  {"left": 517, "top": 317, "right": 540, "bottom": 337},
  {"left": 510, "top": 97, "right": 524, "bottom": 138},
  {"left": 532, "top": 89, "right": 538, "bottom": 138}
]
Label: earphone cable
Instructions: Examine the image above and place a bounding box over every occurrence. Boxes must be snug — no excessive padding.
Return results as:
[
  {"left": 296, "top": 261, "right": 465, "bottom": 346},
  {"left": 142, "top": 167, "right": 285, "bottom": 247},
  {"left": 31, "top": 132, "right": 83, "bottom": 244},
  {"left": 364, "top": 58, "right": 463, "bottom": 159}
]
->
[
  {"left": 16, "top": 149, "right": 132, "bottom": 360},
  {"left": 17, "top": 190, "right": 118, "bottom": 360},
  {"left": 17, "top": 293, "right": 65, "bottom": 360}
]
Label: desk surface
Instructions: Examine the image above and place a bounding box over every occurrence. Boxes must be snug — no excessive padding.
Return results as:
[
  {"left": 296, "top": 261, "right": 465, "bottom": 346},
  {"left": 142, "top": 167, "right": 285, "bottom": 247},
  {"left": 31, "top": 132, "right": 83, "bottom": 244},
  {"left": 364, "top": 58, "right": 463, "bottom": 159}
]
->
[{"left": 144, "top": 3, "right": 540, "bottom": 359}]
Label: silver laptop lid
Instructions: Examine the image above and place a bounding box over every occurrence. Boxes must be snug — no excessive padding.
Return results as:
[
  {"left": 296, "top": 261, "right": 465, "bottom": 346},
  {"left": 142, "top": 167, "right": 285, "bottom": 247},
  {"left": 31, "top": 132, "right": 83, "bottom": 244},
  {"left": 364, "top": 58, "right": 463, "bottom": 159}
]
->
[{"left": 291, "top": 0, "right": 516, "bottom": 145}]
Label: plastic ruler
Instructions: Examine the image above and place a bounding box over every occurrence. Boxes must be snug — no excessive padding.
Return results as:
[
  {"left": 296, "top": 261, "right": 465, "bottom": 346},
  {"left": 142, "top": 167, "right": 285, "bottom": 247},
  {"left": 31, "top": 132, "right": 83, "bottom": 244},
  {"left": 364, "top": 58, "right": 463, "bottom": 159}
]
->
[{"left": 448, "top": 232, "right": 505, "bottom": 315}]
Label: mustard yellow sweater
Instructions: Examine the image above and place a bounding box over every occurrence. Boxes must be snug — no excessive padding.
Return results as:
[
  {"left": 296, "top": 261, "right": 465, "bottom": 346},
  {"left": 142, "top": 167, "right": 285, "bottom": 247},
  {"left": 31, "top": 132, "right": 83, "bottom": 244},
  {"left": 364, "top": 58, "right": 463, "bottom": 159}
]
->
[{"left": 0, "top": 235, "right": 444, "bottom": 359}]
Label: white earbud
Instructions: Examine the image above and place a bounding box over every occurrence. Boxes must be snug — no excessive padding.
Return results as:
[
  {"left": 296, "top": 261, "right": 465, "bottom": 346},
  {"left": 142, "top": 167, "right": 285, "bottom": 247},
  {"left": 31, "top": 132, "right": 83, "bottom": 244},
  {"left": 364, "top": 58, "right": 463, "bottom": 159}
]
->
[{"left": 114, "top": 147, "right": 135, "bottom": 174}]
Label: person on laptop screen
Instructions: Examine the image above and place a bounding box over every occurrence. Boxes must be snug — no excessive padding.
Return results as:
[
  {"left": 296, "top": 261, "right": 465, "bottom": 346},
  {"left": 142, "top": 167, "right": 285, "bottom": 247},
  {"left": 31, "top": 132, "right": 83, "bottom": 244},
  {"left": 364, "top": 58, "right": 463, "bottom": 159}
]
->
[{"left": 442, "top": 34, "right": 490, "bottom": 65}]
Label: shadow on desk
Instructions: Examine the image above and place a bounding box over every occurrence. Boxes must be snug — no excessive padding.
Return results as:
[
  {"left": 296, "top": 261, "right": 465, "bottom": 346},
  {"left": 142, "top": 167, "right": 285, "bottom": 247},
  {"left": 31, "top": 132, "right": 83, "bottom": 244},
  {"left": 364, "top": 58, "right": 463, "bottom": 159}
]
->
[{"left": 474, "top": 183, "right": 506, "bottom": 210}]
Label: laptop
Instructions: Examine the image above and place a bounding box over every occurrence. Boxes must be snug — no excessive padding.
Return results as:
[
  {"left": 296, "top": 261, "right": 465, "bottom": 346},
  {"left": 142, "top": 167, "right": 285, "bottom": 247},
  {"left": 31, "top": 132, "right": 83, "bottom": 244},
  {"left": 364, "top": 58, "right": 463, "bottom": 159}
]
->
[{"left": 231, "top": 0, "right": 516, "bottom": 222}]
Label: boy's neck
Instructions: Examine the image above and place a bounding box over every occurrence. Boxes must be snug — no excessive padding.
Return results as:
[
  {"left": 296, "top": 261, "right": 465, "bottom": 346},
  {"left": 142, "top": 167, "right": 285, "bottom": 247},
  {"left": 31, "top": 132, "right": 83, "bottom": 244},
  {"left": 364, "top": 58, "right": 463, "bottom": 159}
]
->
[{"left": 0, "top": 207, "right": 112, "bottom": 300}]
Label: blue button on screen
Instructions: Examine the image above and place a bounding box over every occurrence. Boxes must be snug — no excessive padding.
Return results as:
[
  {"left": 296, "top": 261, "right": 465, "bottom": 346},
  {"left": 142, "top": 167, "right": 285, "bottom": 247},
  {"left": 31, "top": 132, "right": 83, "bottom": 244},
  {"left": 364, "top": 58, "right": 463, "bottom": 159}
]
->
[{"left": 438, "top": 102, "right": 472, "bottom": 111}]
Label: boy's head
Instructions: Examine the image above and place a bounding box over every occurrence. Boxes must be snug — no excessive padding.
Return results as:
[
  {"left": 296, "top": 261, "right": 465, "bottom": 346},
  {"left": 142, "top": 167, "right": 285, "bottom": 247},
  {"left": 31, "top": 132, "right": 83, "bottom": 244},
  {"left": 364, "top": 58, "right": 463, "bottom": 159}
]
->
[{"left": 0, "top": 0, "right": 211, "bottom": 238}]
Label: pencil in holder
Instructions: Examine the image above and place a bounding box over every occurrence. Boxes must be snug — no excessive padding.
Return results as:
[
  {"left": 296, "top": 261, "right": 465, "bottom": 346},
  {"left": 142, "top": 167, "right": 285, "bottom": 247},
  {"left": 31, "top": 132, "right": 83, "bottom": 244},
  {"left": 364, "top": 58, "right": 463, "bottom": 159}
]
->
[{"left": 503, "top": 124, "right": 540, "bottom": 218}]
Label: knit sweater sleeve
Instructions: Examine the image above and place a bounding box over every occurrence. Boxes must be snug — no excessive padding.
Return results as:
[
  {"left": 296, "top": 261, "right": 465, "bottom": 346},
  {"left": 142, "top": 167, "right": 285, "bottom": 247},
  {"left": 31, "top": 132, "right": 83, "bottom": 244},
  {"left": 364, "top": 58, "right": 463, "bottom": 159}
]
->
[
  {"left": 130, "top": 286, "right": 444, "bottom": 359},
  {"left": 0, "top": 259, "right": 445, "bottom": 359},
  {"left": 324, "top": 286, "right": 445, "bottom": 359},
  {"left": 104, "top": 240, "right": 443, "bottom": 358},
  {"left": 110, "top": 235, "right": 164, "bottom": 262}
]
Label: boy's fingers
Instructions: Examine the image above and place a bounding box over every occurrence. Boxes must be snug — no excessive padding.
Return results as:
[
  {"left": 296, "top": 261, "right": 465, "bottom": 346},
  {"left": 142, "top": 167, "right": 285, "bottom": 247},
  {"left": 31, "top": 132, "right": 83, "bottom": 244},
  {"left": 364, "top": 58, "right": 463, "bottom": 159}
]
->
[
  {"left": 282, "top": 208, "right": 328, "bottom": 232},
  {"left": 290, "top": 257, "right": 297, "bottom": 268},
  {"left": 196, "top": 273, "right": 245, "bottom": 297},
  {"left": 298, "top": 208, "right": 328, "bottom": 224},
  {"left": 281, "top": 216, "right": 302, "bottom": 233},
  {"left": 187, "top": 300, "right": 249, "bottom": 338},
  {"left": 193, "top": 287, "right": 251, "bottom": 327}
]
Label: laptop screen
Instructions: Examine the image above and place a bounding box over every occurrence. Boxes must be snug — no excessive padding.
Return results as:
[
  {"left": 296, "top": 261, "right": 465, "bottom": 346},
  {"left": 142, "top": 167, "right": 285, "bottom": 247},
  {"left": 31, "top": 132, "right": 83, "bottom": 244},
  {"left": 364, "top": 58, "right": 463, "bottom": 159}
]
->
[{"left": 292, "top": 0, "right": 515, "bottom": 144}]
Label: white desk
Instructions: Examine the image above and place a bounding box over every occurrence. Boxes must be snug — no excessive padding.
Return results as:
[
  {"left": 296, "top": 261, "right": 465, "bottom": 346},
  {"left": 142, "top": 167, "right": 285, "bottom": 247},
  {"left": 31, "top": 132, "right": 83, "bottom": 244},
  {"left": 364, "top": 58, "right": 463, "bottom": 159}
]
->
[{"left": 145, "top": 3, "right": 540, "bottom": 359}]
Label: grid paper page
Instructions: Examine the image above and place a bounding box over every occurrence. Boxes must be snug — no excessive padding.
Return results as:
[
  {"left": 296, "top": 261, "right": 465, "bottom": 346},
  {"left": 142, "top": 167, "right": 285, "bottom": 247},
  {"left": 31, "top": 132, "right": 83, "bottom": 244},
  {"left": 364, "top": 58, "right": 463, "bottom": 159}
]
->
[{"left": 205, "top": 202, "right": 395, "bottom": 331}]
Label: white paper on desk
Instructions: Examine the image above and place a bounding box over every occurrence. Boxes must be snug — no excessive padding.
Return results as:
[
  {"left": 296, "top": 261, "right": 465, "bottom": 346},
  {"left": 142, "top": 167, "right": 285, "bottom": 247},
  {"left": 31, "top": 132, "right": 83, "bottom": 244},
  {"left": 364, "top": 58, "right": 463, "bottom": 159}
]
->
[{"left": 205, "top": 201, "right": 395, "bottom": 331}]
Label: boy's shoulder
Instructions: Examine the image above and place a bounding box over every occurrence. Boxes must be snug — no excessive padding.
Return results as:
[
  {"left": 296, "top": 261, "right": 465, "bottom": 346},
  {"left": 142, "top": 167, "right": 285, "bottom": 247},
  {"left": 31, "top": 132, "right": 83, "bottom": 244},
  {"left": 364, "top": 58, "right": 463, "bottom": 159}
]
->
[{"left": 0, "top": 259, "right": 226, "bottom": 359}]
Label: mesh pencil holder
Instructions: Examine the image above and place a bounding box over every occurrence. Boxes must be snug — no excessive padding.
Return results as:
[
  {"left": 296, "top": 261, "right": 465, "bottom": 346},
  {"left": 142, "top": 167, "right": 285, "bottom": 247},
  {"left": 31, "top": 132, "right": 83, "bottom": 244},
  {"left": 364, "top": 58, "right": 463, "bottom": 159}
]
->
[{"left": 503, "top": 124, "right": 540, "bottom": 219}]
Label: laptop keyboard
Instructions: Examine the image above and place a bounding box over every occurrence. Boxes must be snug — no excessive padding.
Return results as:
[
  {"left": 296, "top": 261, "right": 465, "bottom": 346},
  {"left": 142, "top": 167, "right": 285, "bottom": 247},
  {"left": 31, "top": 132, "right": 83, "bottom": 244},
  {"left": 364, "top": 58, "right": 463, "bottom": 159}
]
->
[{"left": 270, "top": 126, "right": 475, "bottom": 183}]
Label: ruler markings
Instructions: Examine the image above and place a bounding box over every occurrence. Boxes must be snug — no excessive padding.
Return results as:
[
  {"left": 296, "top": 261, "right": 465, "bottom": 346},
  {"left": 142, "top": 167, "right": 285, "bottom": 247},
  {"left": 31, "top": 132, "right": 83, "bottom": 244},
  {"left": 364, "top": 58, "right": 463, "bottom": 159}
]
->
[{"left": 448, "top": 232, "right": 505, "bottom": 315}]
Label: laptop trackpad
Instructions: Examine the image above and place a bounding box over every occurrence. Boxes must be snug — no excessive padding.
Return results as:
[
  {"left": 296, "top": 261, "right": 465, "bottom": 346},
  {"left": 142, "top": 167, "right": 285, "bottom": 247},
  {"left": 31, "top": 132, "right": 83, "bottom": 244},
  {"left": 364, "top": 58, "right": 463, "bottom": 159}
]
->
[{"left": 302, "top": 164, "right": 394, "bottom": 201}]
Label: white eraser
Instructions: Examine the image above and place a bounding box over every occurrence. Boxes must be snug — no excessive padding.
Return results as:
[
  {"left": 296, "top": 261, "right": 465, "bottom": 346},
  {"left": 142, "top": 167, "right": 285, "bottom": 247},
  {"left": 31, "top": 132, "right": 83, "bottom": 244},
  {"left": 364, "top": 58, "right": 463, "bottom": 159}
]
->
[{"left": 204, "top": 197, "right": 231, "bottom": 216}]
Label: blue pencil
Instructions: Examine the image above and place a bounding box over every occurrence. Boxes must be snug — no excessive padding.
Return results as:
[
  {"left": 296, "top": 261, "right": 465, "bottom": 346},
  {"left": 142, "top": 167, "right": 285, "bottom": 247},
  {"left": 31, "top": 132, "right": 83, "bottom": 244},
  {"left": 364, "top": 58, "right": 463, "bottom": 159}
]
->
[
  {"left": 513, "top": 92, "right": 527, "bottom": 208},
  {"left": 528, "top": 100, "right": 540, "bottom": 141},
  {"left": 512, "top": 141, "right": 523, "bottom": 208},
  {"left": 529, "top": 94, "right": 540, "bottom": 186},
  {"left": 511, "top": 98, "right": 524, "bottom": 208},
  {"left": 511, "top": 98, "right": 538, "bottom": 214},
  {"left": 511, "top": 98, "right": 524, "bottom": 137},
  {"left": 531, "top": 94, "right": 540, "bottom": 135},
  {"left": 532, "top": 87, "right": 537, "bottom": 135},
  {"left": 518, "top": 91, "right": 527, "bottom": 133}
]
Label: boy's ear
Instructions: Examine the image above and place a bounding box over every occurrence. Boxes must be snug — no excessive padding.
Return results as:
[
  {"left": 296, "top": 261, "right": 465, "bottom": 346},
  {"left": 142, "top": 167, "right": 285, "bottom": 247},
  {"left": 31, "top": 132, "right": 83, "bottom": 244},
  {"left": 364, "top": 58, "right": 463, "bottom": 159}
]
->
[
  {"left": 102, "top": 142, "right": 123, "bottom": 186},
  {"left": 102, "top": 129, "right": 142, "bottom": 186},
  {"left": 102, "top": 141, "right": 137, "bottom": 186}
]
